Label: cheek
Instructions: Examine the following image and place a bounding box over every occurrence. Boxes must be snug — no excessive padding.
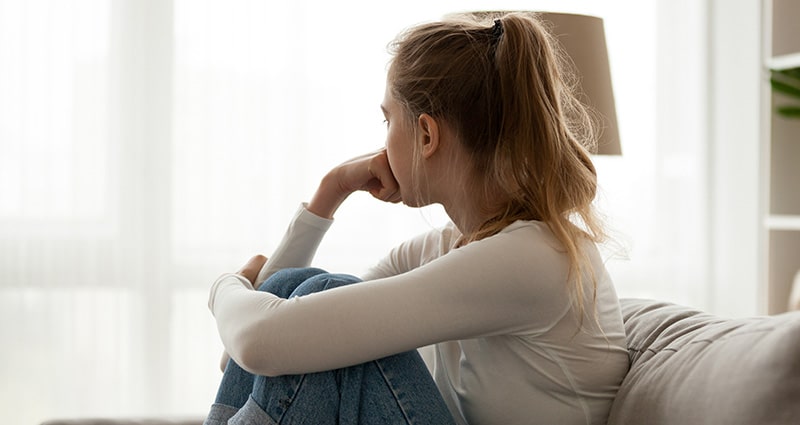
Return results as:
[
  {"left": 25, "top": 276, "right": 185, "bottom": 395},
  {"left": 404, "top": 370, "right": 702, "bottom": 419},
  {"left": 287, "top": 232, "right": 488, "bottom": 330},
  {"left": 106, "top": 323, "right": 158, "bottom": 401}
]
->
[
  {"left": 385, "top": 130, "right": 406, "bottom": 175},
  {"left": 384, "top": 121, "right": 419, "bottom": 195},
  {"left": 385, "top": 147, "right": 406, "bottom": 185}
]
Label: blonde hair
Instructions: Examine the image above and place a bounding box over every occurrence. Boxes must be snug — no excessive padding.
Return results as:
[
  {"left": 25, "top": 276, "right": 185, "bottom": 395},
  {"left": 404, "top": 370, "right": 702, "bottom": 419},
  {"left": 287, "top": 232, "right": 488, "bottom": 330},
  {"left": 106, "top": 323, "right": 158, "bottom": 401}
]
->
[{"left": 387, "top": 12, "right": 605, "bottom": 324}]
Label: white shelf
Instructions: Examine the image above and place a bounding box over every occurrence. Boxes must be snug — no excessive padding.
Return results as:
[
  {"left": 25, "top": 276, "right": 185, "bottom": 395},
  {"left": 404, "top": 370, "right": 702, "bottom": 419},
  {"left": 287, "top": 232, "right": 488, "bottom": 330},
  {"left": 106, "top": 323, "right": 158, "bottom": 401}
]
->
[
  {"left": 762, "top": 0, "right": 800, "bottom": 314},
  {"left": 766, "top": 214, "right": 800, "bottom": 231},
  {"left": 769, "top": 52, "right": 800, "bottom": 70}
]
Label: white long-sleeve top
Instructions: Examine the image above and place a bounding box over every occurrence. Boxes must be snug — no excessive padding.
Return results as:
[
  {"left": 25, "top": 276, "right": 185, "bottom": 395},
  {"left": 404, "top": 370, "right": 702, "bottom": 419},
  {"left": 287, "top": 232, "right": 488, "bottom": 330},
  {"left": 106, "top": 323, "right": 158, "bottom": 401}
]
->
[{"left": 209, "top": 205, "right": 629, "bottom": 425}]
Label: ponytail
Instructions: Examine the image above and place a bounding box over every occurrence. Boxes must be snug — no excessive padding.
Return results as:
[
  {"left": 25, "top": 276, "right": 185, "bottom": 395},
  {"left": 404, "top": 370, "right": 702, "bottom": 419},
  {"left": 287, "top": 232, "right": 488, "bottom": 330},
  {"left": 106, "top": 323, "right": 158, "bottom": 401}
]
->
[{"left": 489, "top": 13, "right": 603, "bottom": 322}]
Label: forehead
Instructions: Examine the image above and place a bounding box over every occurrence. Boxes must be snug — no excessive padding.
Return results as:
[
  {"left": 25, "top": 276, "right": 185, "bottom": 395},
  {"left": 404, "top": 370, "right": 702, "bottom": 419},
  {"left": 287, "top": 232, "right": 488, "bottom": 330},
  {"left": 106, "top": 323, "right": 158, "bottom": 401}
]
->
[{"left": 381, "top": 84, "right": 400, "bottom": 113}]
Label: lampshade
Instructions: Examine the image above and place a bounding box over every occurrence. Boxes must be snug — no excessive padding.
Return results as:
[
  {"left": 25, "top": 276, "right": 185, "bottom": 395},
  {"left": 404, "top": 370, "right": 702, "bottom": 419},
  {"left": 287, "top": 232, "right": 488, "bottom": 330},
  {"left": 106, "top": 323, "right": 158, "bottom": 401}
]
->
[
  {"left": 456, "top": 11, "right": 622, "bottom": 155},
  {"left": 542, "top": 12, "right": 621, "bottom": 155}
]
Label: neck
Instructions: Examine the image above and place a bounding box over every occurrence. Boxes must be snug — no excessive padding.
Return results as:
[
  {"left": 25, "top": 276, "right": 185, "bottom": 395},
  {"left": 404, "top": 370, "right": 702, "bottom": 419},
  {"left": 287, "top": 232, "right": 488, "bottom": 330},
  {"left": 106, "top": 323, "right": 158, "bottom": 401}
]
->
[
  {"left": 441, "top": 181, "right": 508, "bottom": 240},
  {"left": 422, "top": 130, "right": 509, "bottom": 239}
]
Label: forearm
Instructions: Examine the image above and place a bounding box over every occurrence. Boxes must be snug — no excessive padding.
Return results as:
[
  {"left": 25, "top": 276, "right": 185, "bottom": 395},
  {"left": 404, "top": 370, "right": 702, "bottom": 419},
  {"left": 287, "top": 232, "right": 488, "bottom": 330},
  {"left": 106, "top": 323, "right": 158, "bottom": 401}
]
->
[
  {"left": 209, "top": 231, "right": 552, "bottom": 377},
  {"left": 307, "top": 170, "right": 351, "bottom": 219},
  {"left": 255, "top": 204, "right": 333, "bottom": 284}
]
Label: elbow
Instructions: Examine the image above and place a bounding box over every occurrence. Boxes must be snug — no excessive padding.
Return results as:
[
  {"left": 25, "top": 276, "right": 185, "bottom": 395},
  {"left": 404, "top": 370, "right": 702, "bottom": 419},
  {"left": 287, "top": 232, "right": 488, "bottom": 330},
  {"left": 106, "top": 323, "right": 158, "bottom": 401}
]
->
[
  {"left": 219, "top": 351, "right": 230, "bottom": 373},
  {"left": 235, "top": 348, "right": 281, "bottom": 378},
  {"left": 227, "top": 324, "right": 284, "bottom": 377}
]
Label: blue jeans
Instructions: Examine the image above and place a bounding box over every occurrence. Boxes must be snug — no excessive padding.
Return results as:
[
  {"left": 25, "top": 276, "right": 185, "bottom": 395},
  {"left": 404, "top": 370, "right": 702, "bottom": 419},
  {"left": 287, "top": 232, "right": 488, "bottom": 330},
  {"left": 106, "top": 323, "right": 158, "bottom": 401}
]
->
[{"left": 204, "top": 267, "right": 456, "bottom": 425}]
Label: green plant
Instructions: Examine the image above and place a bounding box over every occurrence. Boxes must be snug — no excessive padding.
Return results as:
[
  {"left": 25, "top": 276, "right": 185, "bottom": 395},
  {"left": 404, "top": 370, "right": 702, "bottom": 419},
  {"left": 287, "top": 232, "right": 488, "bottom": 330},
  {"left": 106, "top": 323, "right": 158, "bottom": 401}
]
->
[{"left": 770, "top": 67, "right": 800, "bottom": 118}]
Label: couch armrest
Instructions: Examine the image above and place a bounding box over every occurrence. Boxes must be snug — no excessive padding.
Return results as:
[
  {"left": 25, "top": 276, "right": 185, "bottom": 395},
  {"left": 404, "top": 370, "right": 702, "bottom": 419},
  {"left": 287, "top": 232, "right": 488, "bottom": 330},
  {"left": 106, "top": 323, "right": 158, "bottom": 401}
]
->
[
  {"left": 40, "top": 418, "right": 204, "bottom": 425},
  {"left": 608, "top": 298, "right": 800, "bottom": 425}
]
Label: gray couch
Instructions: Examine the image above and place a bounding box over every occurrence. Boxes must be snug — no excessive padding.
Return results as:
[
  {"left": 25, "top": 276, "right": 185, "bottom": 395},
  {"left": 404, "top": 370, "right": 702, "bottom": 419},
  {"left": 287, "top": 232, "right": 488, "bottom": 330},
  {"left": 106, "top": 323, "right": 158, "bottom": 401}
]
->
[{"left": 41, "top": 298, "right": 800, "bottom": 425}]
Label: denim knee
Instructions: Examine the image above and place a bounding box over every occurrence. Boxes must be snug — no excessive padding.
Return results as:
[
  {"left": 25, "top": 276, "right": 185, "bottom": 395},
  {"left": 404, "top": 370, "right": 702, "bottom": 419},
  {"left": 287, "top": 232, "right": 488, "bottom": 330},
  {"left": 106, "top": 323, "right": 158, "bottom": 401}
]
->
[
  {"left": 289, "top": 273, "right": 362, "bottom": 297},
  {"left": 256, "top": 267, "right": 328, "bottom": 294}
]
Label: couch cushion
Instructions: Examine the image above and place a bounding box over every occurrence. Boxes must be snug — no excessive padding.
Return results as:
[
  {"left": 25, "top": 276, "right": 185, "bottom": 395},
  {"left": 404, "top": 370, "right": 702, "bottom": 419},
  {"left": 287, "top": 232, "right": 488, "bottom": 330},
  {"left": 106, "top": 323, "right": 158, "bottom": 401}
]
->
[
  {"left": 608, "top": 299, "right": 800, "bottom": 425},
  {"left": 40, "top": 418, "right": 203, "bottom": 425}
]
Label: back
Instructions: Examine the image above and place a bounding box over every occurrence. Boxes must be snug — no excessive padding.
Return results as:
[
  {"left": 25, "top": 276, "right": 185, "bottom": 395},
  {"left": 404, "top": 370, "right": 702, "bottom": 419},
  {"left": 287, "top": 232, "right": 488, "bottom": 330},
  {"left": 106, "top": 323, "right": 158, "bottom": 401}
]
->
[
  {"left": 430, "top": 251, "right": 627, "bottom": 425},
  {"left": 368, "top": 221, "right": 628, "bottom": 424}
]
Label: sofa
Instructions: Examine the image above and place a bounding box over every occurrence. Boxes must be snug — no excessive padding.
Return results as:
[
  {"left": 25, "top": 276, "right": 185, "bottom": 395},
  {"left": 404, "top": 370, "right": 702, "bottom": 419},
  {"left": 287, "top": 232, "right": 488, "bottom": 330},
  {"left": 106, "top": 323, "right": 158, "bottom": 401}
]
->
[{"left": 41, "top": 298, "right": 800, "bottom": 425}]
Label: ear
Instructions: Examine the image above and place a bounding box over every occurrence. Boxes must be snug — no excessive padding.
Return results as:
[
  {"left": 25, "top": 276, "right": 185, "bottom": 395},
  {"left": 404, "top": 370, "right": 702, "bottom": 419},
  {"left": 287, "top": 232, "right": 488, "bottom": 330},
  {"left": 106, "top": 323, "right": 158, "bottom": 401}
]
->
[{"left": 417, "top": 113, "right": 440, "bottom": 159}]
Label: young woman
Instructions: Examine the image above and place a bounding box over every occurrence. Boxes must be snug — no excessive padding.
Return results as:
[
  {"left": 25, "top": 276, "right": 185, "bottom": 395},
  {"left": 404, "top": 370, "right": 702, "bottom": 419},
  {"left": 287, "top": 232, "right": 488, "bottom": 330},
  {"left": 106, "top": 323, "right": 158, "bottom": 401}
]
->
[{"left": 205, "top": 11, "right": 629, "bottom": 425}]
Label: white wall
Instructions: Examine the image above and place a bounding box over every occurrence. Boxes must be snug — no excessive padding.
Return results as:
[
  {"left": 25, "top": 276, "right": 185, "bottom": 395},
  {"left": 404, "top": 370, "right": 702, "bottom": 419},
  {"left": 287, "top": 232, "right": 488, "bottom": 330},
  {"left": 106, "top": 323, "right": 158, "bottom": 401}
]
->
[{"left": 707, "top": 0, "right": 762, "bottom": 316}]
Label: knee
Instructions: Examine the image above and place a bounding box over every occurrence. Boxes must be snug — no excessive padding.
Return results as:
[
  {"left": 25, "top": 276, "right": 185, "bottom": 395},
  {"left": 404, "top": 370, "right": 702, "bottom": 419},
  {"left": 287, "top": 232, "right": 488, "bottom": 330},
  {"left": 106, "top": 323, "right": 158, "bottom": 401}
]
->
[
  {"left": 256, "top": 267, "right": 328, "bottom": 294},
  {"left": 290, "top": 273, "right": 362, "bottom": 297}
]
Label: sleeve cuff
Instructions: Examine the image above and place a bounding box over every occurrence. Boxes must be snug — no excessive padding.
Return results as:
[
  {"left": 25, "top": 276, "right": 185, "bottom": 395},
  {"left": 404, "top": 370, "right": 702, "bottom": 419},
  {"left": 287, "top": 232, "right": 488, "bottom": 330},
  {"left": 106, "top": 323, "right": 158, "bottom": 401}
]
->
[
  {"left": 209, "top": 273, "right": 254, "bottom": 312},
  {"left": 297, "top": 202, "right": 334, "bottom": 231},
  {"left": 254, "top": 203, "right": 333, "bottom": 284}
]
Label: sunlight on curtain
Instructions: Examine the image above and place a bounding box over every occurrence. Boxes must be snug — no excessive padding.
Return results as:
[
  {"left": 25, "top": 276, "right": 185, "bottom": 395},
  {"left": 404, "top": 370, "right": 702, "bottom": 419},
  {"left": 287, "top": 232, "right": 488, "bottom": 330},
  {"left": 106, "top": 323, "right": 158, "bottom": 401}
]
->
[
  {"left": 0, "top": 0, "right": 711, "bottom": 422},
  {"left": 0, "top": 0, "right": 108, "bottom": 225},
  {"left": 170, "top": 0, "right": 452, "bottom": 276}
]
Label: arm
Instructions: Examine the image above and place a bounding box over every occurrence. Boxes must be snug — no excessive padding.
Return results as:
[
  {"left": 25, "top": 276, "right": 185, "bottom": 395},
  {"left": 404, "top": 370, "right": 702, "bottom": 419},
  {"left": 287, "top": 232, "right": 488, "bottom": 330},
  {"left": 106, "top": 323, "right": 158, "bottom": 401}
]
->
[
  {"left": 217, "top": 254, "right": 267, "bottom": 371},
  {"left": 219, "top": 148, "right": 401, "bottom": 370},
  {"left": 254, "top": 205, "right": 333, "bottom": 284},
  {"left": 210, "top": 225, "right": 574, "bottom": 377},
  {"left": 254, "top": 149, "right": 400, "bottom": 284},
  {"left": 360, "top": 221, "right": 462, "bottom": 281}
]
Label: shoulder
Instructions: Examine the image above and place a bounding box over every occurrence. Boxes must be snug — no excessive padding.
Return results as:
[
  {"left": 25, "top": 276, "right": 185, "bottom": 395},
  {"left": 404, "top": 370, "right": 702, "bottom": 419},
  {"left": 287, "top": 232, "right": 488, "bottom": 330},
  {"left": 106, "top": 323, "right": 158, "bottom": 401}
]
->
[
  {"left": 416, "top": 221, "right": 564, "bottom": 268},
  {"left": 495, "top": 220, "right": 560, "bottom": 248},
  {"left": 362, "top": 222, "right": 462, "bottom": 279},
  {"left": 466, "top": 220, "right": 569, "bottom": 269},
  {"left": 455, "top": 220, "right": 608, "bottom": 298},
  {"left": 428, "top": 220, "right": 573, "bottom": 295},
  {"left": 489, "top": 220, "right": 605, "bottom": 269}
]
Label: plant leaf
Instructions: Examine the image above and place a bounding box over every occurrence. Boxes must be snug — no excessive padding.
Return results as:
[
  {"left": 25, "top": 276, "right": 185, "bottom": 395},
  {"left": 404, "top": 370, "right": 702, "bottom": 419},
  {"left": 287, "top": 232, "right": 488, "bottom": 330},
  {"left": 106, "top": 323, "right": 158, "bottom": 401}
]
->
[
  {"left": 771, "top": 67, "right": 800, "bottom": 119},
  {"left": 771, "top": 77, "right": 800, "bottom": 99},
  {"left": 777, "top": 67, "right": 800, "bottom": 81},
  {"left": 777, "top": 106, "right": 800, "bottom": 117}
]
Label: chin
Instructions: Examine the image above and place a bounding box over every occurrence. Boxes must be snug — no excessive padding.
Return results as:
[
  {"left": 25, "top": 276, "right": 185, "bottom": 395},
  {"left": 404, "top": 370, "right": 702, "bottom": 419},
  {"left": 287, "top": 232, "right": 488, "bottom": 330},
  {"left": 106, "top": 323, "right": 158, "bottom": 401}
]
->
[
  {"left": 401, "top": 198, "right": 418, "bottom": 208},
  {"left": 401, "top": 197, "right": 432, "bottom": 209}
]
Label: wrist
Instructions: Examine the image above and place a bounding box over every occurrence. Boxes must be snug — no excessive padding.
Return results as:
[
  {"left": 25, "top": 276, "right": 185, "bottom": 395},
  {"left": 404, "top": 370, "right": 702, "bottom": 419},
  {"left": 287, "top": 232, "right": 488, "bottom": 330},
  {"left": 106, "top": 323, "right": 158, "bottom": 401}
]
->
[{"left": 307, "top": 171, "right": 350, "bottom": 219}]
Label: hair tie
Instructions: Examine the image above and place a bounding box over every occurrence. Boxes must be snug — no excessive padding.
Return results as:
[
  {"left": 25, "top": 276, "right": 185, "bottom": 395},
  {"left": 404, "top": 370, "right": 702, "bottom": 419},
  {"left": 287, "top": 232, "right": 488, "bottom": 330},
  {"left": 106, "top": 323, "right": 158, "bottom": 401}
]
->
[{"left": 492, "top": 19, "right": 504, "bottom": 41}]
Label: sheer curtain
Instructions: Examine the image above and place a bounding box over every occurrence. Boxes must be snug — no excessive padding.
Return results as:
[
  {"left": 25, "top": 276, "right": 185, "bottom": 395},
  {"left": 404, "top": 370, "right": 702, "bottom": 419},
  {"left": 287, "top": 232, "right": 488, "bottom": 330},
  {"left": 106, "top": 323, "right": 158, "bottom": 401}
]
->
[{"left": 1, "top": 0, "right": 724, "bottom": 422}]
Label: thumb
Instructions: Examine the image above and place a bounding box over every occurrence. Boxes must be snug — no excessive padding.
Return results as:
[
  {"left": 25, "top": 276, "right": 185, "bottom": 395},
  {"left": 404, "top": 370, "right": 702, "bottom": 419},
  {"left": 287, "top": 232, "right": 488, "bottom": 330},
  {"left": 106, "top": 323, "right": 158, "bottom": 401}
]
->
[
  {"left": 366, "top": 150, "right": 400, "bottom": 202},
  {"left": 237, "top": 255, "right": 268, "bottom": 286}
]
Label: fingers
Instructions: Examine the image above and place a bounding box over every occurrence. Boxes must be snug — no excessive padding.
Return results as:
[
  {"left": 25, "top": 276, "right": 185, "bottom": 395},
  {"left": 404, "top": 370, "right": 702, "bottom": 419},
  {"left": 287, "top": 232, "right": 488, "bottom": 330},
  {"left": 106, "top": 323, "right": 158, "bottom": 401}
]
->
[
  {"left": 237, "top": 254, "right": 268, "bottom": 285},
  {"left": 308, "top": 149, "right": 402, "bottom": 220},
  {"left": 366, "top": 150, "right": 401, "bottom": 203}
]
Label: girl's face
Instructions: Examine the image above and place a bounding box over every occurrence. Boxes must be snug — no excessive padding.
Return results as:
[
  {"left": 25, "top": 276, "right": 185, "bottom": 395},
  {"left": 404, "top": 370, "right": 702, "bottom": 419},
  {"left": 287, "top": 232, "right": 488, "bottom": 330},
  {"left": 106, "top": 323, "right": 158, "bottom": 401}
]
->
[{"left": 381, "top": 85, "right": 421, "bottom": 207}]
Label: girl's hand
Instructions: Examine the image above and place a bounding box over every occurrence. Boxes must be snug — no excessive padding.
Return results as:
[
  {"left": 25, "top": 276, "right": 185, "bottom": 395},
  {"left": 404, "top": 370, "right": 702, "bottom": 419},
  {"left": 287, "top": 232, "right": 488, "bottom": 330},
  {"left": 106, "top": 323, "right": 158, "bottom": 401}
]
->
[
  {"left": 308, "top": 149, "right": 401, "bottom": 219},
  {"left": 236, "top": 254, "right": 268, "bottom": 288}
]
